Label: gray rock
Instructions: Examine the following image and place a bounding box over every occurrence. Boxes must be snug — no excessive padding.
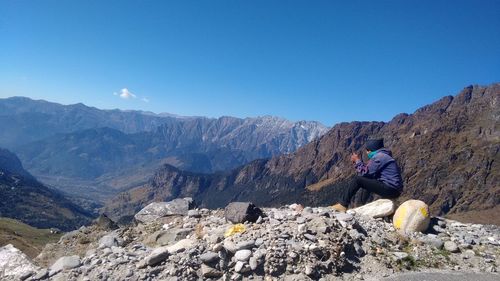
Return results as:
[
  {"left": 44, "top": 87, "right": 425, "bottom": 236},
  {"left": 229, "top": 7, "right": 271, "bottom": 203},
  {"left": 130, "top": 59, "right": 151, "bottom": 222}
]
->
[
  {"left": 444, "top": 241, "right": 460, "bottom": 253},
  {"left": 200, "top": 252, "right": 219, "bottom": 264},
  {"left": 224, "top": 241, "right": 238, "bottom": 253},
  {"left": 335, "top": 212, "right": 353, "bottom": 220},
  {"left": 234, "top": 261, "right": 245, "bottom": 273},
  {"left": 304, "top": 233, "right": 317, "bottom": 242},
  {"left": 32, "top": 269, "right": 48, "bottom": 280},
  {"left": 144, "top": 239, "right": 195, "bottom": 267},
  {"left": 296, "top": 217, "right": 307, "bottom": 224},
  {"left": 49, "top": 256, "right": 81, "bottom": 276},
  {"left": 19, "top": 270, "right": 34, "bottom": 281},
  {"left": 99, "top": 234, "right": 118, "bottom": 249},
  {"left": 94, "top": 214, "right": 119, "bottom": 230},
  {"left": 234, "top": 249, "right": 252, "bottom": 261},
  {"left": 145, "top": 247, "right": 170, "bottom": 266},
  {"left": 148, "top": 228, "right": 192, "bottom": 246},
  {"left": 224, "top": 202, "right": 264, "bottom": 223},
  {"left": 255, "top": 238, "right": 264, "bottom": 247},
  {"left": 236, "top": 240, "right": 255, "bottom": 250},
  {"left": 420, "top": 234, "right": 444, "bottom": 249},
  {"left": 201, "top": 264, "right": 223, "bottom": 278},
  {"left": 392, "top": 252, "right": 409, "bottom": 261},
  {"left": 134, "top": 198, "right": 194, "bottom": 223},
  {"left": 463, "top": 249, "right": 475, "bottom": 259},
  {"left": 249, "top": 257, "right": 258, "bottom": 270},
  {"left": 256, "top": 216, "right": 263, "bottom": 224},
  {"left": 305, "top": 265, "right": 314, "bottom": 276},
  {"left": 187, "top": 210, "right": 201, "bottom": 218}
]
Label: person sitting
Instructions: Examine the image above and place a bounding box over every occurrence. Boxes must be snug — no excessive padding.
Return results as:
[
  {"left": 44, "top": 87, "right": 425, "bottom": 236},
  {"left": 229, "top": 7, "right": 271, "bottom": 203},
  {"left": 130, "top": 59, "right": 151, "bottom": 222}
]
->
[{"left": 331, "top": 138, "right": 403, "bottom": 212}]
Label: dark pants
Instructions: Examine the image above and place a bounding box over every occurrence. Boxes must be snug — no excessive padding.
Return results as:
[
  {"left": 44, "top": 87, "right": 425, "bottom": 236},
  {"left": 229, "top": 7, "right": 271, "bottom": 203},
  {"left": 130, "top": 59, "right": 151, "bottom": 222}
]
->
[{"left": 339, "top": 176, "right": 401, "bottom": 207}]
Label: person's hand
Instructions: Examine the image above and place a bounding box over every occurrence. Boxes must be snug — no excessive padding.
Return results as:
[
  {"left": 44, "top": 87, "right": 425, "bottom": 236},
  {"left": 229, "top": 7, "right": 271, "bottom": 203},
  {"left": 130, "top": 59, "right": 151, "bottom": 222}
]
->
[{"left": 350, "top": 152, "right": 360, "bottom": 163}]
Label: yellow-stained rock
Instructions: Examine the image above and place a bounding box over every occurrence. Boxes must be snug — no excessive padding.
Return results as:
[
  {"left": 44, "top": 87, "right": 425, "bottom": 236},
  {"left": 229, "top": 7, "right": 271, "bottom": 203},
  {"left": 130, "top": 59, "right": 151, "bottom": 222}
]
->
[{"left": 393, "top": 200, "right": 430, "bottom": 235}]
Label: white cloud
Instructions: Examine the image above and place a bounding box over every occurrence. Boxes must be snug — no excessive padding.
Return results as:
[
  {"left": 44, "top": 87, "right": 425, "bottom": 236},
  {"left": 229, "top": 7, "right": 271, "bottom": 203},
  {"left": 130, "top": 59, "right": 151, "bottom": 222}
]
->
[
  {"left": 141, "top": 97, "right": 150, "bottom": 103},
  {"left": 118, "top": 88, "right": 136, "bottom": 99}
]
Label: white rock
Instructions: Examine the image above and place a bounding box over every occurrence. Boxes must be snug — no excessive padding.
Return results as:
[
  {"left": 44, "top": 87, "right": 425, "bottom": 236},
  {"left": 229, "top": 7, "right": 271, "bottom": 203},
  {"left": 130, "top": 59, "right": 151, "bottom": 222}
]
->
[
  {"left": 145, "top": 238, "right": 196, "bottom": 266},
  {"left": 49, "top": 255, "right": 81, "bottom": 276},
  {"left": 444, "top": 241, "right": 459, "bottom": 253},
  {"left": 392, "top": 252, "right": 409, "bottom": 261},
  {"left": 99, "top": 234, "right": 118, "bottom": 249},
  {"left": 0, "top": 244, "right": 39, "bottom": 280},
  {"left": 351, "top": 199, "right": 396, "bottom": 218},
  {"left": 234, "top": 249, "right": 252, "bottom": 261},
  {"left": 249, "top": 257, "right": 258, "bottom": 270},
  {"left": 165, "top": 238, "right": 196, "bottom": 253},
  {"left": 234, "top": 261, "right": 245, "bottom": 272}
]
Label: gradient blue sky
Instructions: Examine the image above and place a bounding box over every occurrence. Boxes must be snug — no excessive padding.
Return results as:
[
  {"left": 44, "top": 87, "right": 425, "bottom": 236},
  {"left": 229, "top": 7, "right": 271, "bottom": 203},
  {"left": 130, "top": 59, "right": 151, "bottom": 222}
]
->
[{"left": 1, "top": 1, "right": 499, "bottom": 125}]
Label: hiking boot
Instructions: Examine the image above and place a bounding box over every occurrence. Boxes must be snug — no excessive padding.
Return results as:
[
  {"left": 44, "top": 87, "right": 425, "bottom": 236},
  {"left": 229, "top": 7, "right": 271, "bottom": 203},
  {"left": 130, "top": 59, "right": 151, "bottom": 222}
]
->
[{"left": 330, "top": 203, "right": 347, "bottom": 213}]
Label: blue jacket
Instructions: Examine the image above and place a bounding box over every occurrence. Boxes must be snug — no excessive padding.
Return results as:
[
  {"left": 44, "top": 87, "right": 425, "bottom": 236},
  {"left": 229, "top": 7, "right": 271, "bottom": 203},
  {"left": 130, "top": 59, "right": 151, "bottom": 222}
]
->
[{"left": 354, "top": 149, "right": 403, "bottom": 190}]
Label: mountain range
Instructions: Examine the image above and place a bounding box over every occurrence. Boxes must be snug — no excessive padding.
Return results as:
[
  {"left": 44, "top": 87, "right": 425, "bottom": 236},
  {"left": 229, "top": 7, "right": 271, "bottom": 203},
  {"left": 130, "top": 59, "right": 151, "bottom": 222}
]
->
[
  {"left": 104, "top": 84, "right": 500, "bottom": 225},
  {"left": 0, "top": 97, "right": 328, "bottom": 203}
]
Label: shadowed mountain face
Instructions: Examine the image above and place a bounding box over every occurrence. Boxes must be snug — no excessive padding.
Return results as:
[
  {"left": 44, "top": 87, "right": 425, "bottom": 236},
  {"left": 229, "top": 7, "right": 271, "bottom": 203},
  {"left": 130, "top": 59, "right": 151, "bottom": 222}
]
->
[
  {"left": 105, "top": 84, "right": 500, "bottom": 224},
  {"left": 1, "top": 97, "right": 328, "bottom": 201},
  {"left": 0, "top": 148, "right": 93, "bottom": 231}
]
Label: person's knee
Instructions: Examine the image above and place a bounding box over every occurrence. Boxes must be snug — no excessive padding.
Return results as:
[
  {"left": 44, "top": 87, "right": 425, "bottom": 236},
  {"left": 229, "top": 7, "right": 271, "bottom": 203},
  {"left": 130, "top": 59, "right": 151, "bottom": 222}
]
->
[{"left": 353, "top": 175, "right": 364, "bottom": 186}]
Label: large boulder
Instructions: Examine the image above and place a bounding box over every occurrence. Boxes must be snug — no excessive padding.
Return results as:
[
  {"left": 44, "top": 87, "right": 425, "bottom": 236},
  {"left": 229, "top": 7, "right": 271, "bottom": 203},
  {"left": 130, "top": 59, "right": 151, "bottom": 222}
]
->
[
  {"left": 135, "top": 198, "right": 194, "bottom": 223},
  {"left": 0, "top": 244, "right": 40, "bottom": 280},
  {"left": 393, "top": 200, "right": 431, "bottom": 235},
  {"left": 224, "top": 202, "right": 264, "bottom": 224},
  {"left": 351, "top": 199, "right": 396, "bottom": 218}
]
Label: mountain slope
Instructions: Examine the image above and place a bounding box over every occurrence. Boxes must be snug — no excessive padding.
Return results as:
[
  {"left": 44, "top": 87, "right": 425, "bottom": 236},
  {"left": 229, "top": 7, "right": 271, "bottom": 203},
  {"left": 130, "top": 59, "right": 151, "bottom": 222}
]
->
[
  {"left": 105, "top": 84, "right": 500, "bottom": 224},
  {"left": 0, "top": 217, "right": 62, "bottom": 258},
  {"left": 0, "top": 148, "right": 94, "bottom": 231}
]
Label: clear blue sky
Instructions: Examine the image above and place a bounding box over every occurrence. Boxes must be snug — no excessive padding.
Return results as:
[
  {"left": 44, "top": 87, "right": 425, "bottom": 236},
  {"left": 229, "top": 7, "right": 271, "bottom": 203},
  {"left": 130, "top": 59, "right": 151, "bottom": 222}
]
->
[{"left": 1, "top": 1, "right": 499, "bottom": 125}]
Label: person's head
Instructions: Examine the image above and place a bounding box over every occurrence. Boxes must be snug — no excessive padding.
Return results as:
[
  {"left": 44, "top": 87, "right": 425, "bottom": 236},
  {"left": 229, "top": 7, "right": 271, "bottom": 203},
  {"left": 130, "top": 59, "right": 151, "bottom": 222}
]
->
[{"left": 365, "top": 138, "right": 384, "bottom": 154}]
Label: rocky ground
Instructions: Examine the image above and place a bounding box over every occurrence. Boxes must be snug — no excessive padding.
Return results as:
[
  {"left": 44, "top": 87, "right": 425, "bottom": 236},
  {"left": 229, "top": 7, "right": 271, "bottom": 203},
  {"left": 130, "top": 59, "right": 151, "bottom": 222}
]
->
[{"left": 1, "top": 199, "right": 499, "bottom": 281}]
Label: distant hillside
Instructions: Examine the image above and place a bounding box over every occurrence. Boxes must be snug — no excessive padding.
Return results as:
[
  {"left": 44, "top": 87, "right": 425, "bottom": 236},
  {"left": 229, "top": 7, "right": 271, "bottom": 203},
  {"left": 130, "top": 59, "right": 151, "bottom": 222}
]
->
[
  {"left": 0, "top": 148, "right": 94, "bottom": 231},
  {"left": 0, "top": 217, "right": 61, "bottom": 258},
  {"left": 105, "top": 84, "right": 500, "bottom": 225}
]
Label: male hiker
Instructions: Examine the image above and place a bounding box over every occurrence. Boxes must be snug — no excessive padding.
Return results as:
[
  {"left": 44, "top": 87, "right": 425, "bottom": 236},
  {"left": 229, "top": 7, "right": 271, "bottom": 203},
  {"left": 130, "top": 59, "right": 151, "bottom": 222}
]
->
[{"left": 331, "top": 138, "right": 403, "bottom": 212}]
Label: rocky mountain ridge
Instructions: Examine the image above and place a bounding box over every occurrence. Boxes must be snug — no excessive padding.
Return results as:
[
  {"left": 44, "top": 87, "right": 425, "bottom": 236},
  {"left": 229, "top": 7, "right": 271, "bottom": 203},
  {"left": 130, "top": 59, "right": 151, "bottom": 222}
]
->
[
  {"left": 1, "top": 199, "right": 498, "bottom": 280},
  {"left": 105, "top": 84, "right": 500, "bottom": 225}
]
